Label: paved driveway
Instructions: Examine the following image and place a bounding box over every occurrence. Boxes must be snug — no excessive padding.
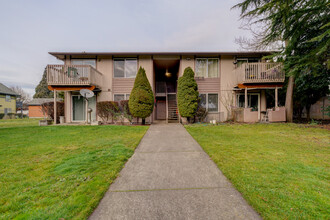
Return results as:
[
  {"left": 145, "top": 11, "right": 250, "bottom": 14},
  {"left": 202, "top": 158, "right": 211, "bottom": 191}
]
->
[{"left": 89, "top": 123, "right": 261, "bottom": 220}]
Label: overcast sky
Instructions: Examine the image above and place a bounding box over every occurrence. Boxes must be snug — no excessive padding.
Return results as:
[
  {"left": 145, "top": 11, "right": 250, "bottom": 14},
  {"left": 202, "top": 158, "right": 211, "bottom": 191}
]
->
[{"left": 0, "top": 0, "right": 249, "bottom": 97}]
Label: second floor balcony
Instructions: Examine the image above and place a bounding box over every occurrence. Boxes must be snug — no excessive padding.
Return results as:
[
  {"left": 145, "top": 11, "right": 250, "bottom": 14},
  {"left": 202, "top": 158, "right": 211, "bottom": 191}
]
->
[
  {"left": 47, "top": 65, "right": 103, "bottom": 87},
  {"left": 236, "top": 62, "right": 285, "bottom": 84}
]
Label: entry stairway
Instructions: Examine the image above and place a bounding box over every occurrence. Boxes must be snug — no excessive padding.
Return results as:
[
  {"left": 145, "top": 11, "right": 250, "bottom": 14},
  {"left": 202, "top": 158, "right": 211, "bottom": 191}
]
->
[{"left": 167, "top": 94, "right": 178, "bottom": 122}]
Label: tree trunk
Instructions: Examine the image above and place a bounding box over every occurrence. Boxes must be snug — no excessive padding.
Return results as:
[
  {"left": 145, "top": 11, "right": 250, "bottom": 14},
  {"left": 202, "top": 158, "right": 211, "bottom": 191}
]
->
[
  {"left": 285, "top": 76, "right": 294, "bottom": 122},
  {"left": 306, "top": 105, "right": 311, "bottom": 121},
  {"left": 142, "top": 118, "right": 145, "bottom": 125}
]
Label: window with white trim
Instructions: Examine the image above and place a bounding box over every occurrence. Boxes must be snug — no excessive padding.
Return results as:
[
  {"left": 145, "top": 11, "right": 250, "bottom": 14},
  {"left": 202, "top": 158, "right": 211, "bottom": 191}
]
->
[
  {"left": 114, "top": 58, "right": 137, "bottom": 78},
  {"left": 195, "top": 58, "right": 219, "bottom": 78},
  {"left": 114, "top": 94, "right": 130, "bottom": 102},
  {"left": 236, "top": 93, "right": 259, "bottom": 111},
  {"left": 5, "top": 95, "right": 11, "bottom": 102},
  {"left": 199, "top": 93, "right": 218, "bottom": 112}
]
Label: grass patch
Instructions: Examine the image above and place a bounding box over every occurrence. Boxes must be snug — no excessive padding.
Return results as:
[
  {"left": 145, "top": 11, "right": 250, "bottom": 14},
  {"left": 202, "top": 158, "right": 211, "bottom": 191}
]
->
[
  {"left": 0, "top": 118, "right": 40, "bottom": 128},
  {"left": 0, "top": 124, "right": 148, "bottom": 219},
  {"left": 186, "top": 123, "right": 330, "bottom": 220}
]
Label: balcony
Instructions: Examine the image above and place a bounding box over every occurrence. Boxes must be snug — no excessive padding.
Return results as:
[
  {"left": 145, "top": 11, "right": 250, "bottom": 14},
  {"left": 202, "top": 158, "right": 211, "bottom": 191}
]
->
[
  {"left": 236, "top": 62, "right": 285, "bottom": 84},
  {"left": 47, "top": 65, "right": 103, "bottom": 87}
]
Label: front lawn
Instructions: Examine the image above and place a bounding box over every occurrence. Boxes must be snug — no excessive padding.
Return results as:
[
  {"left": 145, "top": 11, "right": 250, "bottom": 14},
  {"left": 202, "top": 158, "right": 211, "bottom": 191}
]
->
[
  {"left": 0, "top": 118, "right": 40, "bottom": 128},
  {"left": 186, "top": 123, "right": 330, "bottom": 220},
  {"left": 0, "top": 124, "right": 148, "bottom": 219}
]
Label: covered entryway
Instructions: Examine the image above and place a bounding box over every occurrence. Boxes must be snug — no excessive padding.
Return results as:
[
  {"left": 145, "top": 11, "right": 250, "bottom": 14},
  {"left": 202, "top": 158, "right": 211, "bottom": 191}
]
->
[{"left": 153, "top": 58, "right": 180, "bottom": 122}]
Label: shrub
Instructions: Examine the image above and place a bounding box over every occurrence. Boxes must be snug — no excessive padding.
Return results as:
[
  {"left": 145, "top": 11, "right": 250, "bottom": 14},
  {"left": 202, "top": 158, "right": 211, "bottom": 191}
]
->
[
  {"left": 129, "top": 67, "right": 154, "bottom": 124},
  {"left": 177, "top": 67, "right": 199, "bottom": 120},
  {"left": 119, "top": 100, "right": 133, "bottom": 124},
  {"left": 96, "top": 101, "right": 119, "bottom": 123},
  {"left": 41, "top": 102, "right": 64, "bottom": 123},
  {"left": 195, "top": 106, "right": 208, "bottom": 122}
]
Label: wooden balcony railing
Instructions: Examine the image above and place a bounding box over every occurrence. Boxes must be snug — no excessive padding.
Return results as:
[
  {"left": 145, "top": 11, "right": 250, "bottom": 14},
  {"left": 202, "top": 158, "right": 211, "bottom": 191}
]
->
[
  {"left": 47, "top": 65, "right": 103, "bottom": 87},
  {"left": 236, "top": 62, "right": 285, "bottom": 83}
]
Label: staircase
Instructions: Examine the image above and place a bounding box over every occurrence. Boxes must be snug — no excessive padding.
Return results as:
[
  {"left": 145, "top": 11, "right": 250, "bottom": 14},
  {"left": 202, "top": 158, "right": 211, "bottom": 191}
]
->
[{"left": 167, "top": 94, "right": 178, "bottom": 122}]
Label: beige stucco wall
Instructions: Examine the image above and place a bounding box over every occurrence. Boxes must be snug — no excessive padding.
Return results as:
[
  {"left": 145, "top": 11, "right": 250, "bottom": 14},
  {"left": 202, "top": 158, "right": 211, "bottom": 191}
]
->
[
  {"left": 97, "top": 57, "right": 113, "bottom": 101},
  {"left": 220, "top": 55, "right": 236, "bottom": 121}
]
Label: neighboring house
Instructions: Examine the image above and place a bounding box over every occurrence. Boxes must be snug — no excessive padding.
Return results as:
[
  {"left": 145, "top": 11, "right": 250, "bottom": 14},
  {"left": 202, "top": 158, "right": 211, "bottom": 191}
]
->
[
  {"left": 0, "top": 83, "right": 19, "bottom": 116},
  {"left": 302, "top": 96, "right": 330, "bottom": 120},
  {"left": 28, "top": 98, "right": 62, "bottom": 118},
  {"left": 46, "top": 51, "right": 286, "bottom": 124}
]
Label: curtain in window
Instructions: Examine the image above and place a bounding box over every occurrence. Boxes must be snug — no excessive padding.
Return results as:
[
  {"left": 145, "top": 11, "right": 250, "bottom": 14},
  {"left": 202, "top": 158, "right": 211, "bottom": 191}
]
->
[
  {"left": 114, "top": 60, "right": 125, "bottom": 77},
  {"left": 196, "top": 59, "right": 207, "bottom": 77},
  {"left": 208, "top": 59, "right": 218, "bottom": 77},
  {"left": 199, "top": 94, "right": 206, "bottom": 108},
  {"left": 125, "top": 60, "right": 137, "bottom": 78},
  {"left": 208, "top": 94, "right": 218, "bottom": 112}
]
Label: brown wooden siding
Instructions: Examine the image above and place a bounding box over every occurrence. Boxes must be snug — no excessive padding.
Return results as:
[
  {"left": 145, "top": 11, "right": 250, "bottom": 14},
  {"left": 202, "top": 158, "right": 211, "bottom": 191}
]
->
[
  {"left": 195, "top": 78, "right": 220, "bottom": 93},
  {"left": 112, "top": 78, "right": 135, "bottom": 94}
]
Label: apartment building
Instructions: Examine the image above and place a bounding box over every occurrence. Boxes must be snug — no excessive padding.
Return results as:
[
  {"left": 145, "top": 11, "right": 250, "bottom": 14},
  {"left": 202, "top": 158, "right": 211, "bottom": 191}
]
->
[{"left": 46, "top": 52, "right": 286, "bottom": 124}]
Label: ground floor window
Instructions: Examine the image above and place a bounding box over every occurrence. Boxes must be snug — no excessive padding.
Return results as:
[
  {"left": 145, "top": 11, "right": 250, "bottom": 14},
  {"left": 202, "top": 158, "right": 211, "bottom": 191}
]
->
[
  {"left": 199, "top": 93, "right": 218, "bottom": 112},
  {"left": 114, "top": 94, "right": 130, "bottom": 102},
  {"left": 237, "top": 93, "right": 259, "bottom": 111}
]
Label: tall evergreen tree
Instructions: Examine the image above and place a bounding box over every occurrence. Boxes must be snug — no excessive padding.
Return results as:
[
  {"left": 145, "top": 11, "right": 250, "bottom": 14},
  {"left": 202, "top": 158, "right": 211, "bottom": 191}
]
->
[
  {"left": 34, "top": 68, "right": 53, "bottom": 98},
  {"left": 177, "top": 67, "right": 199, "bottom": 121},
  {"left": 128, "top": 67, "right": 154, "bottom": 125}
]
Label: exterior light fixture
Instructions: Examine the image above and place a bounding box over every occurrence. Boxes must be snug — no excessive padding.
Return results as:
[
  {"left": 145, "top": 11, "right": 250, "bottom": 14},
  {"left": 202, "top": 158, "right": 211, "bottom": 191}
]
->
[{"left": 165, "top": 69, "right": 171, "bottom": 77}]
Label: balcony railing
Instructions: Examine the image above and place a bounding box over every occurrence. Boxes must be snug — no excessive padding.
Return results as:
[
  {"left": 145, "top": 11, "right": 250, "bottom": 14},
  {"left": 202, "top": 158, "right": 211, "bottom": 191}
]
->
[
  {"left": 47, "top": 65, "right": 103, "bottom": 87},
  {"left": 236, "top": 62, "right": 285, "bottom": 83}
]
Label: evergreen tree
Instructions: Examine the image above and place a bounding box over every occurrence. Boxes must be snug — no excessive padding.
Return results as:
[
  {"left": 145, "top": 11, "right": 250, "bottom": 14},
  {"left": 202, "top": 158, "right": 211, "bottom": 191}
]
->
[
  {"left": 34, "top": 68, "right": 53, "bottom": 98},
  {"left": 128, "top": 67, "right": 154, "bottom": 125},
  {"left": 177, "top": 67, "right": 199, "bottom": 121}
]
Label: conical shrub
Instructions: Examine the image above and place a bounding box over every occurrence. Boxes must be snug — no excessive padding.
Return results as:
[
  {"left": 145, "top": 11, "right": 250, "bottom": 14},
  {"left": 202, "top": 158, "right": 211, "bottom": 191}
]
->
[
  {"left": 177, "top": 67, "right": 199, "bottom": 119},
  {"left": 129, "top": 67, "right": 154, "bottom": 124}
]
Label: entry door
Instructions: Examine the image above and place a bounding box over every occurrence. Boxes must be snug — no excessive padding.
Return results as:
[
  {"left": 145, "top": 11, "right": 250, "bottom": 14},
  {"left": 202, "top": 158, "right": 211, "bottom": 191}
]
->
[
  {"left": 72, "top": 96, "right": 85, "bottom": 121},
  {"left": 156, "top": 100, "right": 166, "bottom": 120}
]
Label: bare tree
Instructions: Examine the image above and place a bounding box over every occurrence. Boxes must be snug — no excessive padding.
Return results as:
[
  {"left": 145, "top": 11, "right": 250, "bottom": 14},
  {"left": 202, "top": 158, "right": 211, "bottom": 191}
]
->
[{"left": 10, "top": 86, "right": 31, "bottom": 104}]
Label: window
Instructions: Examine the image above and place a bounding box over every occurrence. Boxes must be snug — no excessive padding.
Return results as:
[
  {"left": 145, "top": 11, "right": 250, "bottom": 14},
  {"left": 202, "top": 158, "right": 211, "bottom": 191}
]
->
[
  {"left": 199, "top": 93, "right": 218, "bottom": 112},
  {"left": 71, "top": 59, "right": 96, "bottom": 67},
  {"left": 114, "top": 59, "right": 137, "bottom": 78},
  {"left": 114, "top": 94, "right": 130, "bottom": 102},
  {"left": 235, "top": 57, "right": 260, "bottom": 67},
  {"left": 237, "top": 93, "right": 259, "bottom": 111},
  {"left": 195, "top": 58, "right": 219, "bottom": 78},
  {"left": 5, "top": 95, "right": 11, "bottom": 102}
]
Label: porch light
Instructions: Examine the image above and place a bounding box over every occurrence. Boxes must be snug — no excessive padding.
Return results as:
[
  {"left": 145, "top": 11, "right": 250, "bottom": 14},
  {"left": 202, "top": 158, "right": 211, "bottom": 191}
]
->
[{"left": 165, "top": 69, "right": 171, "bottom": 77}]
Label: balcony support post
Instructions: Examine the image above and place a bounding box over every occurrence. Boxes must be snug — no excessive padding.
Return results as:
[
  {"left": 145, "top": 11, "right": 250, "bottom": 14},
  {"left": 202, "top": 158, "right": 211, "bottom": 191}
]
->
[
  {"left": 244, "top": 87, "right": 248, "bottom": 108},
  {"left": 54, "top": 89, "right": 57, "bottom": 125},
  {"left": 275, "top": 87, "right": 278, "bottom": 108}
]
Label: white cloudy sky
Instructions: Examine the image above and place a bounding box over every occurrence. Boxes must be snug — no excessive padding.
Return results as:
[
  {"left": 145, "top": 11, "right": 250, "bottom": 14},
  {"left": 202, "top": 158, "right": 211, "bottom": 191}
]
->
[{"left": 0, "top": 0, "right": 249, "bottom": 97}]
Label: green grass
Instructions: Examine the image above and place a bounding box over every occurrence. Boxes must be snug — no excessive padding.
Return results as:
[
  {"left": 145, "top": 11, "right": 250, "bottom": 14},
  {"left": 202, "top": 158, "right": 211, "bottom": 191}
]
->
[
  {"left": 186, "top": 123, "right": 330, "bottom": 220},
  {"left": 0, "top": 118, "right": 40, "bottom": 128},
  {"left": 0, "top": 122, "right": 148, "bottom": 219}
]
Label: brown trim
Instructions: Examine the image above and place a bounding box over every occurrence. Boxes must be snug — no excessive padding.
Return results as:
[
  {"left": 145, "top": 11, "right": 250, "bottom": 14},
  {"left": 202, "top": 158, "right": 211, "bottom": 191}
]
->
[
  {"left": 237, "top": 84, "right": 284, "bottom": 89},
  {"left": 48, "top": 85, "right": 96, "bottom": 91}
]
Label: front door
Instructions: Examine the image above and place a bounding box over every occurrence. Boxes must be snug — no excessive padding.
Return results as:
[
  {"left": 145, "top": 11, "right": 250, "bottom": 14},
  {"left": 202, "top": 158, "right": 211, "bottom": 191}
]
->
[{"left": 156, "top": 99, "right": 166, "bottom": 120}]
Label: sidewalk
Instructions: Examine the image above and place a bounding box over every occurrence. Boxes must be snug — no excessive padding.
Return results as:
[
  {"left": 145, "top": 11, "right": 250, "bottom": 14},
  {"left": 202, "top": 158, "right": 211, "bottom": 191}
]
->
[{"left": 89, "top": 123, "right": 261, "bottom": 220}]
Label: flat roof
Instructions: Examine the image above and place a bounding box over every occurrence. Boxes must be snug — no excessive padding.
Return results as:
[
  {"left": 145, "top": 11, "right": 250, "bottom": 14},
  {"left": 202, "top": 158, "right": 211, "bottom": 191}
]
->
[{"left": 49, "top": 51, "right": 275, "bottom": 59}]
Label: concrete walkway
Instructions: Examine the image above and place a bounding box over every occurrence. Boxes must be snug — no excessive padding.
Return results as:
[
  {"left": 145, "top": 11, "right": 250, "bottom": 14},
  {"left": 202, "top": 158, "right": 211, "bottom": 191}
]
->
[{"left": 89, "top": 124, "right": 261, "bottom": 220}]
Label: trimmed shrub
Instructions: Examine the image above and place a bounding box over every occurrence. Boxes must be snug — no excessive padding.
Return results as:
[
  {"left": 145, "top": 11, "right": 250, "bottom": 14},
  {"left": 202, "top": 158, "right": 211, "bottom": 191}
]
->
[
  {"left": 129, "top": 67, "right": 154, "bottom": 124},
  {"left": 41, "top": 102, "right": 64, "bottom": 123},
  {"left": 96, "top": 101, "right": 119, "bottom": 123},
  {"left": 195, "top": 106, "right": 208, "bottom": 122},
  {"left": 177, "top": 67, "right": 199, "bottom": 120}
]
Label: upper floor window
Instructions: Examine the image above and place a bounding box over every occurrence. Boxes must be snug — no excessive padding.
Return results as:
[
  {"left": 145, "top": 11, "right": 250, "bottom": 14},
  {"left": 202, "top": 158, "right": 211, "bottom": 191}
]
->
[
  {"left": 5, "top": 95, "right": 11, "bottom": 102},
  {"left": 195, "top": 58, "right": 219, "bottom": 78},
  {"left": 114, "top": 58, "right": 137, "bottom": 78},
  {"left": 71, "top": 59, "right": 96, "bottom": 68},
  {"left": 235, "top": 57, "right": 260, "bottom": 67}
]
